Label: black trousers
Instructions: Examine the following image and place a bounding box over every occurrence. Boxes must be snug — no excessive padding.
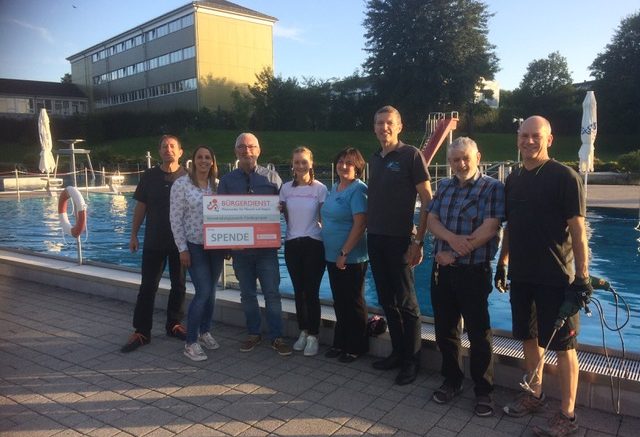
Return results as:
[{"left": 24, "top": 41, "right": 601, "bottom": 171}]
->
[
  {"left": 284, "top": 237, "right": 326, "bottom": 335},
  {"left": 430, "top": 262, "right": 494, "bottom": 396},
  {"left": 368, "top": 234, "right": 422, "bottom": 364},
  {"left": 326, "top": 262, "right": 369, "bottom": 355},
  {"left": 133, "top": 248, "right": 186, "bottom": 337}
]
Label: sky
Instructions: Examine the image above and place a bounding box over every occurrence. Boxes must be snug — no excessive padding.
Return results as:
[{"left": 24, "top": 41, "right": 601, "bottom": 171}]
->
[{"left": 0, "top": 0, "right": 638, "bottom": 91}]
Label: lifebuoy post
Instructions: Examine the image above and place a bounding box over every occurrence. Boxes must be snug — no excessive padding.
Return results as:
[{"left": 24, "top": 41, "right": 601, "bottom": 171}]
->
[{"left": 58, "top": 186, "right": 87, "bottom": 263}]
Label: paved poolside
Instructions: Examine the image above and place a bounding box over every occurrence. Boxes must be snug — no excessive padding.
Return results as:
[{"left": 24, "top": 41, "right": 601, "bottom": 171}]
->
[
  {"left": 1, "top": 276, "right": 638, "bottom": 436},
  {"left": 586, "top": 184, "right": 640, "bottom": 209}
]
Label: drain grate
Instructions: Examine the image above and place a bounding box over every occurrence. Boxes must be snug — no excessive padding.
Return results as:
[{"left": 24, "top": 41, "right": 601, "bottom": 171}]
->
[{"left": 420, "top": 323, "right": 640, "bottom": 383}]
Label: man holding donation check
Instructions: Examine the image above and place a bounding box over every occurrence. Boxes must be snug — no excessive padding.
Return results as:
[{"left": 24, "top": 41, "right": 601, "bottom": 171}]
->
[{"left": 216, "top": 133, "right": 292, "bottom": 356}]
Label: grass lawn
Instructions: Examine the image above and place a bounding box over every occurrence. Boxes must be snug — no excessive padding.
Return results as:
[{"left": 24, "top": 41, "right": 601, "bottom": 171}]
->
[{"left": 3, "top": 129, "right": 638, "bottom": 170}]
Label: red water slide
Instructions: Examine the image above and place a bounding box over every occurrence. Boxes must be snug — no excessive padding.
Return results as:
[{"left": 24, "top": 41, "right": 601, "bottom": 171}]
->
[{"left": 421, "top": 114, "right": 459, "bottom": 166}]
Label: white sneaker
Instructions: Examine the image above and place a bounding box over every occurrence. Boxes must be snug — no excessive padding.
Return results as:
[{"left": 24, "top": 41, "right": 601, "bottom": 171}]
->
[
  {"left": 184, "top": 342, "right": 207, "bottom": 361},
  {"left": 304, "top": 335, "right": 319, "bottom": 356},
  {"left": 198, "top": 332, "right": 220, "bottom": 350},
  {"left": 293, "top": 331, "right": 308, "bottom": 351}
]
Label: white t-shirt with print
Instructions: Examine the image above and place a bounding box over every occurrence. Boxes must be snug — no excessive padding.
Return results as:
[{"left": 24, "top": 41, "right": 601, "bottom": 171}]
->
[{"left": 280, "top": 180, "right": 328, "bottom": 241}]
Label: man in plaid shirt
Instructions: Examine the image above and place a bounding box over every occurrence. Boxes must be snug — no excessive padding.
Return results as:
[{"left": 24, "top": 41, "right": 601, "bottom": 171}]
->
[{"left": 426, "top": 137, "right": 504, "bottom": 417}]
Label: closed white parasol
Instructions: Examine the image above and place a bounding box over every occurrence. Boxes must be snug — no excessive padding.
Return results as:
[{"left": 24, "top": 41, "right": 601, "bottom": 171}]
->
[
  {"left": 38, "top": 108, "right": 56, "bottom": 175},
  {"left": 578, "top": 91, "right": 597, "bottom": 192}
]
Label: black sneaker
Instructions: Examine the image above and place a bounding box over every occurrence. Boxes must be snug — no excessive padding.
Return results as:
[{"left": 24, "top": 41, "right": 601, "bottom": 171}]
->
[
  {"left": 167, "top": 323, "right": 187, "bottom": 340},
  {"left": 121, "top": 332, "right": 150, "bottom": 353}
]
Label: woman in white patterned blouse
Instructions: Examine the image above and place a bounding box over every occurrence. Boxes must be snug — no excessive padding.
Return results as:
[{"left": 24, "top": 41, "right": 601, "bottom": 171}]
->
[{"left": 170, "top": 146, "right": 224, "bottom": 362}]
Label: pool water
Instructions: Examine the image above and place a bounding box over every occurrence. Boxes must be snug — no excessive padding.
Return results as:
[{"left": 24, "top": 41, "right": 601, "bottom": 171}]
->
[{"left": 1, "top": 193, "right": 638, "bottom": 353}]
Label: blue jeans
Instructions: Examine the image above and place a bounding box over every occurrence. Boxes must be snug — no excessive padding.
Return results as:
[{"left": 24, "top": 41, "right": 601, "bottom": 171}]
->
[
  {"left": 231, "top": 248, "right": 282, "bottom": 341},
  {"left": 186, "top": 242, "right": 225, "bottom": 344}
]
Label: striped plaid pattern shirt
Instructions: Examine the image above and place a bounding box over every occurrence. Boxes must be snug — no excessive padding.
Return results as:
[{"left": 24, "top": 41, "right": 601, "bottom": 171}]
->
[{"left": 427, "top": 172, "right": 505, "bottom": 264}]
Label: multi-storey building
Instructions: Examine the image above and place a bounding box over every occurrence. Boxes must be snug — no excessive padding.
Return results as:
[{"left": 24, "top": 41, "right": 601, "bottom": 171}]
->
[{"left": 67, "top": 0, "right": 276, "bottom": 112}]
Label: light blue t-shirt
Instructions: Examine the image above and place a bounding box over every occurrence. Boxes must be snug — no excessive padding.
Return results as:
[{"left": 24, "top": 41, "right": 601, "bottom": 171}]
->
[{"left": 320, "top": 179, "right": 368, "bottom": 263}]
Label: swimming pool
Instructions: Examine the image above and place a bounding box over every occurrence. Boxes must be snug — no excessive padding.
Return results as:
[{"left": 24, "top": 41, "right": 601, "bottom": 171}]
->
[{"left": 1, "top": 192, "right": 638, "bottom": 353}]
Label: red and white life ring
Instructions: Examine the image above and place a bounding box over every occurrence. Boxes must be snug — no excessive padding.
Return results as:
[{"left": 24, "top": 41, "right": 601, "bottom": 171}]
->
[{"left": 58, "top": 186, "right": 87, "bottom": 238}]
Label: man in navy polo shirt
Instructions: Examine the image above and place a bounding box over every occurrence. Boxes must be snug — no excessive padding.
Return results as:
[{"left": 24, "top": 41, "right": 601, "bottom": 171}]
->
[{"left": 367, "top": 106, "right": 432, "bottom": 385}]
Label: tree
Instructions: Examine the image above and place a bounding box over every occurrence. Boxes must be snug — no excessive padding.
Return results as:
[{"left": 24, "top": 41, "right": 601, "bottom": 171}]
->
[
  {"left": 590, "top": 12, "right": 640, "bottom": 134},
  {"left": 247, "top": 68, "right": 332, "bottom": 130},
  {"left": 518, "top": 52, "right": 572, "bottom": 98},
  {"left": 60, "top": 73, "right": 72, "bottom": 83},
  {"left": 362, "top": 0, "right": 498, "bottom": 127},
  {"left": 230, "top": 88, "right": 253, "bottom": 130},
  {"left": 329, "top": 73, "right": 378, "bottom": 130},
  {"left": 508, "top": 52, "right": 579, "bottom": 133}
]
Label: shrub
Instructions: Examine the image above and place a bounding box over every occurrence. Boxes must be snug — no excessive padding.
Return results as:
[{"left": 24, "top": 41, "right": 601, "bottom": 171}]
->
[{"left": 617, "top": 150, "right": 640, "bottom": 172}]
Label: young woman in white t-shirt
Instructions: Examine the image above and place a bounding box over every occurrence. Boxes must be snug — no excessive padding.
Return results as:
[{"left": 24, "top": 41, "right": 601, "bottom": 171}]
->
[{"left": 280, "top": 147, "right": 328, "bottom": 356}]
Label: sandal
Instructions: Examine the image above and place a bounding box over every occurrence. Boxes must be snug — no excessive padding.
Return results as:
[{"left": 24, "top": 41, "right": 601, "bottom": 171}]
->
[
  {"left": 474, "top": 395, "right": 494, "bottom": 417},
  {"left": 432, "top": 383, "right": 463, "bottom": 404}
]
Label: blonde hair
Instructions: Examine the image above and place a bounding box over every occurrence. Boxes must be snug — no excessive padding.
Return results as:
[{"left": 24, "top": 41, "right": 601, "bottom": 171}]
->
[{"left": 292, "top": 146, "right": 315, "bottom": 186}]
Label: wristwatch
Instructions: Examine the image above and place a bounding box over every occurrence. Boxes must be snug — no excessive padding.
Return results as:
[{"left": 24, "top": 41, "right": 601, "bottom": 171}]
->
[{"left": 339, "top": 250, "right": 349, "bottom": 257}]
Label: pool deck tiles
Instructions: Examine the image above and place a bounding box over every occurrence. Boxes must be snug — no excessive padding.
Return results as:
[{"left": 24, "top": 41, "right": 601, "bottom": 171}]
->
[
  {"left": 585, "top": 184, "right": 640, "bottom": 209},
  {"left": 1, "top": 276, "right": 638, "bottom": 436}
]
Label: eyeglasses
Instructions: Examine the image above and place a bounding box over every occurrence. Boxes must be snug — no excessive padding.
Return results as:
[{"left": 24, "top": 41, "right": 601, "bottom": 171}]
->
[{"left": 244, "top": 173, "right": 254, "bottom": 194}]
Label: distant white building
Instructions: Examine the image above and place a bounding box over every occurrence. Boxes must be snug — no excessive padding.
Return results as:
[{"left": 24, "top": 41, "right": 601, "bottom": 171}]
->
[
  {"left": 0, "top": 78, "right": 88, "bottom": 118},
  {"left": 475, "top": 77, "right": 499, "bottom": 108}
]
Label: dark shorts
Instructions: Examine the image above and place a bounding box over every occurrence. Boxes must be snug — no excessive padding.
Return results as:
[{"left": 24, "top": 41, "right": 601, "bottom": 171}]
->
[{"left": 510, "top": 281, "right": 579, "bottom": 351}]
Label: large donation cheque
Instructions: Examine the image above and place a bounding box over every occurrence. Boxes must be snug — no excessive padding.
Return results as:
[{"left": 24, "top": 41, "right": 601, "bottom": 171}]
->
[{"left": 203, "top": 195, "right": 281, "bottom": 249}]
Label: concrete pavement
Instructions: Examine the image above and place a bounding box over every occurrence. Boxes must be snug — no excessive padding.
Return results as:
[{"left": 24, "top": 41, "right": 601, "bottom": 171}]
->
[
  {"left": 1, "top": 276, "right": 638, "bottom": 436},
  {"left": 586, "top": 184, "right": 640, "bottom": 209}
]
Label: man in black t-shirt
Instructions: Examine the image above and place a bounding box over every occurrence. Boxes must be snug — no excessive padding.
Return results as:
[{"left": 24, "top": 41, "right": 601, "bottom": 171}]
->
[
  {"left": 121, "top": 135, "right": 188, "bottom": 353},
  {"left": 367, "top": 106, "right": 432, "bottom": 386},
  {"left": 495, "top": 116, "right": 591, "bottom": 436}
]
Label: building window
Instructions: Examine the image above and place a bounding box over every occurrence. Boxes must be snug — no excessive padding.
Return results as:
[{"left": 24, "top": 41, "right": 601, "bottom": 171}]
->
[
  {"left": 182, "top": 14, "right": 194, "bottom": 27},
  {"left": 0, "top": 97, "right": 33, "bottom": 114},
  {"left": 156, "top": 24, "right": 168, "bottom": 38},
  {"left": 183, "top": 46, "right": 195, "bottom": 59},
  {"left": 94, "top": 45, "right": 195, "bottom": 84},
  {"left": 158, "top": 53, "right": 170, "bottom": 67},
  {"left": 90, "top": 14, "right": 193, "bottom": 62},
  {"left": 98, "top": 77, "right": 196, "bottom": 107},
  {"left": 170, "top": 50, "right": 182, "bottom": 63},
  {"left": 168, "top": 19, "right": 180, "bottom": 33}
]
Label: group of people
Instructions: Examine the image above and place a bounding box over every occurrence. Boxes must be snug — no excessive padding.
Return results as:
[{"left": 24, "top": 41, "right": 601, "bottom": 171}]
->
[{"left": 119, "top": 108, "right": 592, "bottom": 436}]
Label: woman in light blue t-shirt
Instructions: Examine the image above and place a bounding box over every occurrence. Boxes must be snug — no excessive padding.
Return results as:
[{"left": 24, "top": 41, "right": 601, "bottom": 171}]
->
[{"left": 320, "top": 147, "right": 369, "bottom": 363}]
